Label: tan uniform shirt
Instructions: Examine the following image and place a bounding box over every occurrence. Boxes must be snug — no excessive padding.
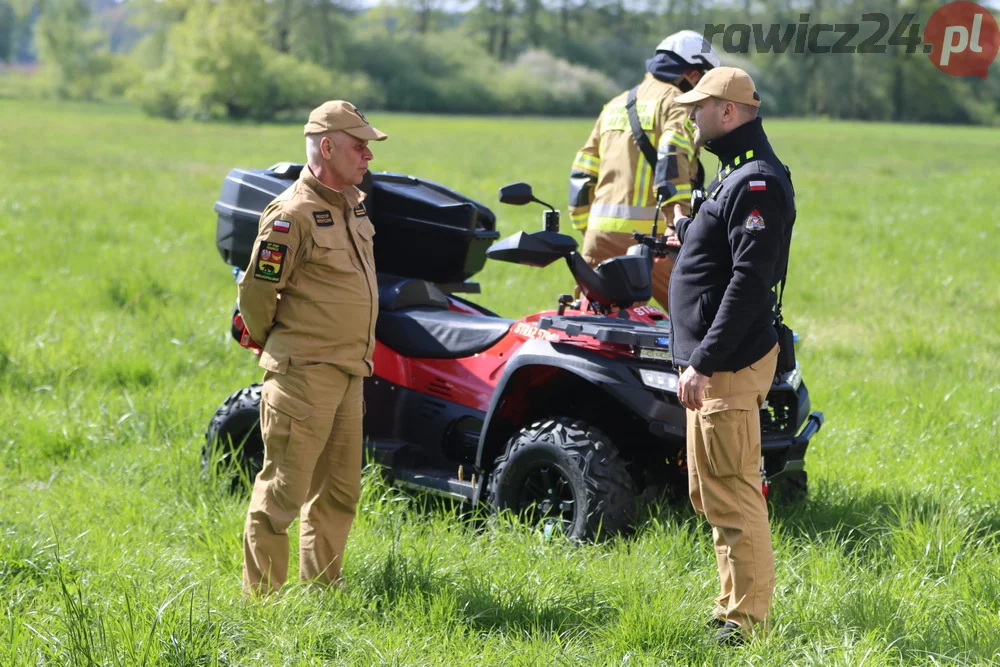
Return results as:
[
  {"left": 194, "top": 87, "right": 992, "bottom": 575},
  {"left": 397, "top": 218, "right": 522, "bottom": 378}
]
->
[
  {"left": 238, "top": 167, "right": 378, "bottom": 377},
  {"left": 569, "top": 73, "right": 700, "bottom": 233}
]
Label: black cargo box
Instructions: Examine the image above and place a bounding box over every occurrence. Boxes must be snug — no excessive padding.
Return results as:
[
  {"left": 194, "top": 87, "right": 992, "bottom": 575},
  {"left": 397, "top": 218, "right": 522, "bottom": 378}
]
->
[{"left": 215, "top": 163, "right": 499, "bottom": 284}]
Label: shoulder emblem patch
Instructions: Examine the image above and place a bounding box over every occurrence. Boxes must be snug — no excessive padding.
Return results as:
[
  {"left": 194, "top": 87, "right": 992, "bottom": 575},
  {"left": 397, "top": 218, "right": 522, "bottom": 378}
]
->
[
  {"left": 749, "top": 180, "right": 767, "bottom": 191},
  {"left": 312, "top": 210, "right": 334, "bottom": 227},
  {"left": 353, "top": 202, "right": 368, "bottom": 218},
  {"left": 272, "top": 219, "right": 291, "bottom": 234},
  {"left": 744, "top": 209, "right": 766, "bottom": 232},
  {"left": 254, "top": 242, "right": 287, "bottom": 282}
]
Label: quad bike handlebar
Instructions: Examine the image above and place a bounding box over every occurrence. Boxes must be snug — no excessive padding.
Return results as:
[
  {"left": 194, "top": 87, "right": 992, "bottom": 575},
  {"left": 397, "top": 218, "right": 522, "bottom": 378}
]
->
[{"left": 492, "top": 182, "right": 673, "bottom": 314}]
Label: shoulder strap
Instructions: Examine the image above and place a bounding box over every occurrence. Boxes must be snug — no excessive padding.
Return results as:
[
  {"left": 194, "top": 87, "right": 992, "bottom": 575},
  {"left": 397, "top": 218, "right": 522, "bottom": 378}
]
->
[
  {"left": 626, "top": 86, "right": 658, "bottom": 169},
  {"left": 775, "top": 163, "right": 795, "bottom": 320}
]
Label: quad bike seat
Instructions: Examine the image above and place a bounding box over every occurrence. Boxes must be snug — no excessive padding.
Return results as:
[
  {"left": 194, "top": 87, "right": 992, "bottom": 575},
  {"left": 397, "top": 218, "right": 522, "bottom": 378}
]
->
[
  {"left": 376, "top": 308, "right": 513, "bottom": 359},
  {"left": 375, "top": 276, "right": 513, "bottom": 358}
]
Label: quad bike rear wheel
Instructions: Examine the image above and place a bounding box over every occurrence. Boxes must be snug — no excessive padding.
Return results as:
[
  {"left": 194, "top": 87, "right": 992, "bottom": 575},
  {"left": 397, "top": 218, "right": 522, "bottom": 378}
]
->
[
  {"left": 487, "top": 417, "right": 635, "bottom": 540},
  {"left": 203, "top": 384, "right": 264, "bottom": 490}
]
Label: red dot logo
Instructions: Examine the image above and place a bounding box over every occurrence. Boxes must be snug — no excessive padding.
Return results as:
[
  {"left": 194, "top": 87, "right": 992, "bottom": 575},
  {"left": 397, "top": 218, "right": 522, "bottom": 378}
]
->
[{"left": 925, "top": 1, "right": 999, "bottom": 78}]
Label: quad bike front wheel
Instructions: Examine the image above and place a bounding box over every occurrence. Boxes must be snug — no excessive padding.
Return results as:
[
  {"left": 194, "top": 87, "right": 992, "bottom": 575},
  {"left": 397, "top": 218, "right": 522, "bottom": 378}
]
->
[
  {"left": 487, "top": 417, "right": 635, "bottom": 540},
  {"left": 203, "top": 384, "right": 264, "bottom": 490},
  {"left": 767, "top": 470, "right": 808, "bottom": 504}
]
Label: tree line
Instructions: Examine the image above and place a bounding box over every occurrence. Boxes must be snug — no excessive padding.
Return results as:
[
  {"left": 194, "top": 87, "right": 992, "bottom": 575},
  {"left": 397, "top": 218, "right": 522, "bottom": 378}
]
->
[{"left": 1, "top": 0, "right": 997, "bottom": 124}]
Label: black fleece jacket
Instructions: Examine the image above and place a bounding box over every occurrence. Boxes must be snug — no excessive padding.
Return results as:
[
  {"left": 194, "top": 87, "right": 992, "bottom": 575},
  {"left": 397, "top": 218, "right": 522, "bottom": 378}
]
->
[{"left": 668, "top": 118, "right": 795, "bottom": 376}]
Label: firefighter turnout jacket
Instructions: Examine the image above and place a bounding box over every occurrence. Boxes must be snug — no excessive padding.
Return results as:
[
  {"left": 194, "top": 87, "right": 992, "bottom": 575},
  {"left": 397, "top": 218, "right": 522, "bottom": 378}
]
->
[
  {"left": 569, "top": 73, "right": 701, "bottom": 233},
  {"left": 238, "top": 166, "right": 379, "bottom": 378}
]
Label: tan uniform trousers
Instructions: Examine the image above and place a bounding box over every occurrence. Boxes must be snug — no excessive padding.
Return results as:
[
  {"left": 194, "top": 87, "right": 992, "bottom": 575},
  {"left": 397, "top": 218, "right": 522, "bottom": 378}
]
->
[
  {"left": 686, "top": 344, "right": 778, "bottom": 631},
  {"left": 243, "top": 361, "right": 363, "bottom": 595},
  {"left": 580, "top": 229, "right": 674, "bottom": 309}
]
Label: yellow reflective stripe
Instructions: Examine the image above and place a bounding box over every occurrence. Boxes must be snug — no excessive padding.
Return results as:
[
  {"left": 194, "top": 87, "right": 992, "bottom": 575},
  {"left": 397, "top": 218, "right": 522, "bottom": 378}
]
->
[
  {"left": 721, "top": 151, "right": 756, "bottom": 173},
  {"left": 663, "top": 187, "right": 692, "bottom": 205},
  {"left": 588, "top": 216, "right": 662, "bottom": 234},
  {"left": 573, "top": 152, "right": 600, "bottom": 175},
  {"left": 659, "top": 131, "right": 693, "bottom": 155},
  {"left": 658, "top": 131, "right": 691, "bottom": 148},
  {"left": 632, "top": 161, "right": 644, "bottom": 207},
  {"left": 673, "top": 137, "right": 694, "bottom": 153},
  {"left": 588, "top": 201, "right": 660, "bottom": 232},
  {"left": 642, "top": 161, "right": 653, "bottom": 204},
  {"left": 632, "top": 147, "right": 653, "bottom": 207},
  {"left": 591, "top": 202, "right": 656, "bottom": 219}
]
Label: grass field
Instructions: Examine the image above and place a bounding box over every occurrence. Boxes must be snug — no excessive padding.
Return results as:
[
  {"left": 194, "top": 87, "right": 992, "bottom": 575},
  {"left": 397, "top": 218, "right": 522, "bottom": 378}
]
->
[{"left": 2, "top": 97, "right": 1000, "bottom": 666}]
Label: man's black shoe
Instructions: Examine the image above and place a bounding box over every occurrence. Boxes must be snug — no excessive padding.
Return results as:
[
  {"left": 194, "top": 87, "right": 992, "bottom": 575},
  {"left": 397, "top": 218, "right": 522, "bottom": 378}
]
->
[
  {"left": 713, "top": 621, "right": 746, "bottom": 647},
  {"left": 706, "top": 617, "right": 727, "bottom": 630}
]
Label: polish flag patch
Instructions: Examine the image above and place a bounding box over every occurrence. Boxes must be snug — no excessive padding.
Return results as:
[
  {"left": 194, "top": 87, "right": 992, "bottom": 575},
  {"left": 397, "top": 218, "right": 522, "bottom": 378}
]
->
[
  {"left": 273, "top": 219, "right": 291, "bottom": 233},
  {"left": 749, "top": 180, "right": 767, "bottom": 191}
]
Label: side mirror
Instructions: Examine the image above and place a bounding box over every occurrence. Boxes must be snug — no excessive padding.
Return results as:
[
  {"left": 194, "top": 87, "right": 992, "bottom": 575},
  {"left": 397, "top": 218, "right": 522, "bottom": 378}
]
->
[{"left": 499, "top": 182, "right": 536, "bottom": 206}]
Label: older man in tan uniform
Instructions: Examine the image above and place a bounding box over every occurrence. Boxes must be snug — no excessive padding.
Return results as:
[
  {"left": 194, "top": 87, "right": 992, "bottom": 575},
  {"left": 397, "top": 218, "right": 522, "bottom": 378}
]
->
[{"left": 239, "top": 100, "right": 386, "bottom": 595}]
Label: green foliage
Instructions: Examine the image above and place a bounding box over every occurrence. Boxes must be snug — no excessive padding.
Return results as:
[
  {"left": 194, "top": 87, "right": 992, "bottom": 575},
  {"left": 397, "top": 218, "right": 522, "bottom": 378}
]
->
[
  {"left": 2, "top": 98, "right": 1000, "bottom": 664},
  {"left": 33, "top": 0, "right": 113, "bottom": 99},
  {"left": 0, "top": 67, "right": 49, "bottom": 99},
  {"left": 348, "top": 33, "right": 489, "bottom": 113},
  {"left": 129, "top": 1, "right": 380, "bottom": 120},
  {"left": 7, "top": 0, "right": 1000, "bottom": 123},
  {"left": 0, "top": 1, "right": 16, "bottom": 61},
  {"left": 499, "top": 49, "right": 618, "bottom": 114},
  {"left": 345, "top": 33, "right": 615, "bottom": 115},
  {"left": 272, "top": 0, "right": 354, "bottom": 70}
]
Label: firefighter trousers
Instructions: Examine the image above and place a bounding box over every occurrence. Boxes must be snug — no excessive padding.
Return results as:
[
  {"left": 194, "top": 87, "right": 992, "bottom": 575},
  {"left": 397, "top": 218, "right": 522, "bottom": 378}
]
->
[
  {"left": 243, "top": 361, "right": 363, "bottom": 595},
  {"left": 686, "top": 344, "right": 779, "bottom": 631}
]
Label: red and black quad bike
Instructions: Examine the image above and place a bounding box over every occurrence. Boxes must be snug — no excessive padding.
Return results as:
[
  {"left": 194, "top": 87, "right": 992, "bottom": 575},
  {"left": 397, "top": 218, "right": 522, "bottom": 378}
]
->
[{"left": 206, "top": 163, "right": 823, "bottom": 540}]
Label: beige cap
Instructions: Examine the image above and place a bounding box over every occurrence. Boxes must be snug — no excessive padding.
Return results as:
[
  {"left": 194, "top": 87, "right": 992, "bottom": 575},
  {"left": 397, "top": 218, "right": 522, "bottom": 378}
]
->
[
  {"left": 303, "top": 100, "right": 388, "bottom": 141},
  {"left": 675, "top": 67, "right": 761, "bottom": 108}
]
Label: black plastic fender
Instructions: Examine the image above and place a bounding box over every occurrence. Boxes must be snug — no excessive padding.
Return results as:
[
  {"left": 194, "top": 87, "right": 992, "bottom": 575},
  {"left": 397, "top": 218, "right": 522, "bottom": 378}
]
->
[{"left": 472, "top": 340, "right": 687, "bottom": 503}]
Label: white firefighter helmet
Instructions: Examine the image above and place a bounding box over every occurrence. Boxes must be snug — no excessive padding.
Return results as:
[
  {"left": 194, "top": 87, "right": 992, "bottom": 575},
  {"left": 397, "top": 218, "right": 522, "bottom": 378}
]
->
[{"left": 655, "top": 30, "right": 720, "bottom": 70}]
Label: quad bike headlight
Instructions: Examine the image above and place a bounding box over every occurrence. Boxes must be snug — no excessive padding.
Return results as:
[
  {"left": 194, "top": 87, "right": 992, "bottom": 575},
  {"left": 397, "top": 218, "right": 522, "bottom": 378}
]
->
[
  {"left": 784, "top": 364, "right": 802, "bottom": 391},
  {"left": 638, "top": 369, "right": 679, "bottom": 393}
]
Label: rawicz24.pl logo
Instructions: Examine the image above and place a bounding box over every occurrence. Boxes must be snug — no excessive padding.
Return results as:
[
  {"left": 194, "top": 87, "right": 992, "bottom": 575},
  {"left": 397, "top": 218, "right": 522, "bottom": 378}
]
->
[{"left": 702, "top": 1, "right": 998, "bottom": 79}]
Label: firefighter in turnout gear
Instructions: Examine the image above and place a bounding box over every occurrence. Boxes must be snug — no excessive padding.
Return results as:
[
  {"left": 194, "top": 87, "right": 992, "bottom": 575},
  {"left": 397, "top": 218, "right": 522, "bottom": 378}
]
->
[{"left": 568, "top": 30, "right": 720, "bottom": 309}]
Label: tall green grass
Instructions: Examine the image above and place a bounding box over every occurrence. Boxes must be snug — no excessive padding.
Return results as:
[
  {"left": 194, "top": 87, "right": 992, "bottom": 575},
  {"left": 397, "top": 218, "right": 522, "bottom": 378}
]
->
[{"left": 2, "top": 98, "right": 999, "bottom": 665}]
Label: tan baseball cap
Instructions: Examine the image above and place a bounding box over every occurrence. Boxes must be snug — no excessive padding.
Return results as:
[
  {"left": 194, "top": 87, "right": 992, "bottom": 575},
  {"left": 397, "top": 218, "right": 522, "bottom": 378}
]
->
[
  {"left": 303, "top": 100, "right": 388, "bottom": 141},
  {"left": 675, "top": 67, "right": 761, "bottom": 108}
]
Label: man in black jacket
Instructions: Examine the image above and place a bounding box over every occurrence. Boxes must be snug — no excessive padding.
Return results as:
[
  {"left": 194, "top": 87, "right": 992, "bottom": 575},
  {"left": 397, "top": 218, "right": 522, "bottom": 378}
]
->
[{"left": 667, "top": 67, "right": 795, "bottom": 644}]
